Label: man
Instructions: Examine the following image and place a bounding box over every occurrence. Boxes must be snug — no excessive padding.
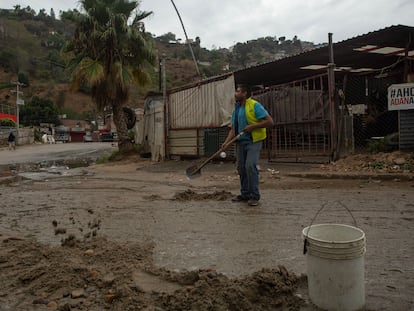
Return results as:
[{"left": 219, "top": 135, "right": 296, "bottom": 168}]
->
[
  {"left": 222, "top": 84, "right": 274, "bottom": 206},
  {"left": 8, "top": 131, "right": 16, "bottom": 150}
]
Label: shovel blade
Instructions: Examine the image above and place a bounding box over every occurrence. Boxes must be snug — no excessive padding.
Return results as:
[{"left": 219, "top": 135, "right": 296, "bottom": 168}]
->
[{"left": 185, "top": 164, "right": 201, "bottom": 179}]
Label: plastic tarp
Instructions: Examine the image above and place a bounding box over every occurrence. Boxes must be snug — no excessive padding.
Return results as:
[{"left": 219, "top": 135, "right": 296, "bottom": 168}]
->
[{"left": 168, "top": 75, "right": 235, "bottom": 129}]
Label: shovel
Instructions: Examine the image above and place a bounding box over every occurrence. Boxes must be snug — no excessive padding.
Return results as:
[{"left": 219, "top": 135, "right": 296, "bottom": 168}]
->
[{"left": 186, "top": 131, "right": 243, "bottom": 179}]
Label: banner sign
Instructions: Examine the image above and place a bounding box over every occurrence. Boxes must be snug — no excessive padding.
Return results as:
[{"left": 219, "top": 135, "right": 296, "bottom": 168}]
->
[
  {"left": 388, "top": 83, "right": 414, "bottom": 111},
  {"left": 0, "top": 113, "right": 17, "bottom": 122}
]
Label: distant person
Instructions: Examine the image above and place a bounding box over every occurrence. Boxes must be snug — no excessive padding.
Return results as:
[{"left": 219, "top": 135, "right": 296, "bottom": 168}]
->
[
  {"left": 8, "top": 131, "right": 16, "bottom": 150},
  {"left": 42, "top": 133, "right": 48, "bottom": 144},
  {"left": 222, "top": 84, "right": 274, "bottom": 206}
]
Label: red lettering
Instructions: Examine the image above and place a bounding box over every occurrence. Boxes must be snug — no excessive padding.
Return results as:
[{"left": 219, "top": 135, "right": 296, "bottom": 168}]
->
[{"left": 391, "top": 97, "right": 414, "bottom": 105}]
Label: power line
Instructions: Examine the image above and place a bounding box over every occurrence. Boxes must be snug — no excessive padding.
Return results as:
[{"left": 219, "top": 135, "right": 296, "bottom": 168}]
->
[{"left": 169, "top": 0, "right": 201, "bottom": 79}]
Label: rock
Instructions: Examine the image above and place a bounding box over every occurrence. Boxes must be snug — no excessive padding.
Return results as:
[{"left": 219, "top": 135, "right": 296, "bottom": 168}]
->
[
  {"left": 85, "top": 286, "right": 97, "bottom": 293},
  {"left": 84, "top": 249, "right": 94, "bottom": 256},
  {"left": 71, "top": 288, "right": 86, "bottom": 299},
  {"left": 103, "top": 273, "right": 115, "bottom": 286},
  {"left": 393, "top": 157, "right": 406, "bottom": 165},
  {"left": 54, "top": 228, "right": 66, "bottom": 235},
  {"left": 103, "top": 293, "right": 117, "bottom": 303},
  {"left": 57, "top": 303, "right": 71, "bottom": 311},
  {"left": 47, "top": 300, "right": 58, "bottom": 308},
  {"left": 32, "top": 298, "right": 48, "bottom": 305},
  {"left": 89, "top": 270, "right": 99, "bottom": 278}
]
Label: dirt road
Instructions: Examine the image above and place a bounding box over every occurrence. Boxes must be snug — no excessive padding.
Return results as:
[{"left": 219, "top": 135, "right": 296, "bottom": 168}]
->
[{"left": 0, "top": 150, "right": 413, "bottom": 310}]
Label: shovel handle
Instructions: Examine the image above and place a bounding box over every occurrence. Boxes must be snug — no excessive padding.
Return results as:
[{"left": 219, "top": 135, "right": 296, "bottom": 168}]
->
[
  {"left": 222, "top": 131, "right": 244, "bottom": 151},
  {"left": 194, "top": 131, "right": 243, "bottom": 173}
]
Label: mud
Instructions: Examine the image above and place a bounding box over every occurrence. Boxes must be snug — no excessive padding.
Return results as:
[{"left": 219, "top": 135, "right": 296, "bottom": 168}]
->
[
  {"left": 173, "top": 189, "right": 234, "bottom": 201},
  {"left": 0, "top": 235, "right": 303, "bottom": 311},
  {"left": 0, "top": 151, "right": 413, "bottom": 310}
]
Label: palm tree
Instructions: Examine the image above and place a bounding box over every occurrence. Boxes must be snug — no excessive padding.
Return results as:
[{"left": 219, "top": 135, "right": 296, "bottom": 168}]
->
[{"left": 65, "top": 0, "right": 155, "bottom": 153}]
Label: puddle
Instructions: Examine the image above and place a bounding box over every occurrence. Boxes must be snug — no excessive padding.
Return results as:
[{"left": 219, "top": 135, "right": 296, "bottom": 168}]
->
[
  {"left": 1, "top": 158, "right": 96, "bottom": 181},
  {"left": 3, "top": 158, "right": 94, "bottom": 172},
  {"left": 18, "top": 166, "right": 90, "bottom": 180}
]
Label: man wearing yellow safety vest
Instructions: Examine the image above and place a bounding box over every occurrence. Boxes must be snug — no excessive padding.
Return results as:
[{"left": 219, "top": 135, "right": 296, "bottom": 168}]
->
[{"left": 222, "top": 84, "right": 274, "bottom": 206}]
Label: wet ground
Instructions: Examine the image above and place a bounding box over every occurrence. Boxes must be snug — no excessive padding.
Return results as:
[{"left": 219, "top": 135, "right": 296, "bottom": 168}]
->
[{"left": 0, "top": 145, "right": 413, "bottom": 310}]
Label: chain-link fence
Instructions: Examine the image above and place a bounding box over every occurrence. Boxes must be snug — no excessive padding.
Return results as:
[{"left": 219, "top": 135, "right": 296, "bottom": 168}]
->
[
  {"left": 343, "top": 72, "right": 401, "bottom": 153},
  {"left": 253, "top": 74, "right": 332, "bottom": 163},
  {"left": 0, "top": 103, "right": 16, "bottom": 116},
  {"left": 213, "top": 68, "right": 408, "bottom": 164}
]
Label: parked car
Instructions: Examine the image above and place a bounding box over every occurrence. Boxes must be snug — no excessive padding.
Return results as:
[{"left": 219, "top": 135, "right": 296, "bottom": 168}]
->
[
  {"left": 55, "top": 133, "right": 70, "bottom": 143},
  {"left": 83, "top": 133, "right": 93, "bottom": 142},
  {"left": 99, "top": 132, "right": 115, "bottom": 142}
]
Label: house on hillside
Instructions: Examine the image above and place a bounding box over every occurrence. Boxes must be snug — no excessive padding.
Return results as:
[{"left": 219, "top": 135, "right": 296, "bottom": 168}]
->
[{"left": 139, "top": 25, "right": 414, "bottom": 163}]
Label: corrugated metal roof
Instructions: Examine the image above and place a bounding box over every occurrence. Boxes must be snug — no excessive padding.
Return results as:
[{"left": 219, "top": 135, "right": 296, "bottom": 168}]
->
[
  {"left": 234, "top": 24, "right": 414, "bottom": 87},
  {"left": 164, "top": 25, "right": 414, "bottom": 94}
]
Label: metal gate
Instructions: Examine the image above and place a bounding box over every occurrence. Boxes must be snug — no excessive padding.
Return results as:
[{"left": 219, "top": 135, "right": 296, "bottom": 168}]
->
[{"left": 253, "top": 74, "right": 332, "bottom": 163}]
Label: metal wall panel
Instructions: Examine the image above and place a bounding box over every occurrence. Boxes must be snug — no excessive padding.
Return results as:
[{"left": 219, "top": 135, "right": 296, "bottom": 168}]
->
[
  {"left": 168, "top": 75, "right": 235, "bottom": 129},
  {"left": 399, "top": 110, "right": 414, "bottom": 151},
  {"left": 168, "top": 129, "right": 201, "bottom": 156},
  {"left": 137, "top": 97, "right": 165, "bottom": 160}
]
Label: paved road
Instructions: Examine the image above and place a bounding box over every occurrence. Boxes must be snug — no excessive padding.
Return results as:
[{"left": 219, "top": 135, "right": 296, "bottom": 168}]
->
[{"left": 0, "top": 142, "right": 117, "bottom": 166}]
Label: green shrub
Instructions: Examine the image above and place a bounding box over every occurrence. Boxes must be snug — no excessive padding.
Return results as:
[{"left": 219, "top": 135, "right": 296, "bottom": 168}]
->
[
  {"left": 370, "top": 161, "right": 384, "bottom": 170},
  {"left": 367, "top": 138, "right": 386, "bottom": 153},
  {"left": 0, "top": 82, "right": 13, "bottom": 89},
  {"left": 96, "top": 150, "right": 119, "bottom": 164},
  {"left": 34, "top": 128, "right": 42, "bottom": 142},
  {"left": 18, "top": 71, "right": 30, "bottom": 86},
  {"left": 0, "top": 119, "right": 16, "bottom": 127}
]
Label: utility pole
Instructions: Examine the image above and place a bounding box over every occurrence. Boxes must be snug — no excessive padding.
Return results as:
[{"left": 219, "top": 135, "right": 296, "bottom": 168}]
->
[
  {"left": 327, "top": 33, "right": 337, "bottom": 160},
  {"left": 162, "top": 53, "right": 169, "bottom": 159},
  {"left": 170, "top": 0, "right": 201, "bottom": 78},
  {"left": 11, "top": 81, "right": 25, "bottom": 142}
]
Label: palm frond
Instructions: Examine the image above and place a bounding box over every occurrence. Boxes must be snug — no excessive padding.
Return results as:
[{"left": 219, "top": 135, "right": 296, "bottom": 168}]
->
[{"left": 67, "top": 0, "right": 156, "bottom": 117}]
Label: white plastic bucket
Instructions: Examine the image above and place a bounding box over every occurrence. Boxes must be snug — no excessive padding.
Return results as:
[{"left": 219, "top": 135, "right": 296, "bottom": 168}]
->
[{"left": 302, "top": 224, "right": 366, "bottom": 311}]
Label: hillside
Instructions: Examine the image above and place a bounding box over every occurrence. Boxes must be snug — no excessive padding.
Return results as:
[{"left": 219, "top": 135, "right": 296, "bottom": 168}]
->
[
  {"left": 0, "top": 7, "right": 319, "bottom": 121},
  {"left": 0, "top": 70, "right": 94, "bottom": 113}
]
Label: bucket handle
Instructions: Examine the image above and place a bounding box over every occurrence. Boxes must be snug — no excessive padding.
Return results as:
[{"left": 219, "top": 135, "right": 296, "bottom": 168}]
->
[{"left": 303, "top": 201, "right": 358, "bottom": 255}]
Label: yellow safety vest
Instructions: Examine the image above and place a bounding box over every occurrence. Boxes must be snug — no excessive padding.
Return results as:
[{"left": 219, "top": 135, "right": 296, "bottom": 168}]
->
[{"left": 245, "top": 98, "right": 267, "bottom": 143}]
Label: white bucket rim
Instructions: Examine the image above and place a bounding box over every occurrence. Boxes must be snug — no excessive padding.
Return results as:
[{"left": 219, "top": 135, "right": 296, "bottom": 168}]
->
[
  {"left": 302, "top": 223, "right": 365, "bottom": 244},
  {"left": 303, "top": 223, "right": 366, "bottom": 259}
]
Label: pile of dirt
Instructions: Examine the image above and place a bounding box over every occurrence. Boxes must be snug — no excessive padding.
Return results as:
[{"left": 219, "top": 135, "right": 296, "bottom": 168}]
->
[
  {"left": 173, "top": 189, "right": 234, "bottom": 201},
  {"left": 319, "top": 151, "right": 414, "bottom": 173},
  {"left": 155, "top": 267, "right": 304, "bottom": 311},
  {"left": 0, "top": 235, "right": 305, "bottom": 310}
]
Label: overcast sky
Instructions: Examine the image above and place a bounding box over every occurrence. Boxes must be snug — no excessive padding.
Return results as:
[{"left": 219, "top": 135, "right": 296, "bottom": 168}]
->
[{"left": 2, "top": 0, "right": 413, "bottom": 49}]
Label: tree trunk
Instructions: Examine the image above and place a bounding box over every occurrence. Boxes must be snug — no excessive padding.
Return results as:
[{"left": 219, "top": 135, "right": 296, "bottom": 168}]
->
[{"left": 112, "top": 104, "right": 134, "bottom": 153}]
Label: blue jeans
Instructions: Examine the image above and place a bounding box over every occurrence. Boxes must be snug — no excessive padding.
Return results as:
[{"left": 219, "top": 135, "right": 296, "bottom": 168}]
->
[{"left": 236, "top": 140, "right": 262, "bottom": 201}]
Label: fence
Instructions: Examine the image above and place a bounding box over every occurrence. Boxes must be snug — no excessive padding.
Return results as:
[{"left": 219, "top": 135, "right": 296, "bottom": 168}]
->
[
  {"left": 0, "top": 103, "right": 17, "bottom": 125},
  {"left": 249, "top": 70, "right": 408, "bottom": 163},
  {"left": 343, "top": 73, "right": 401, "bottom": 152},
  {"left": 253, "top": 74, "right": 332, "bottom": 163},
  {"left": 0, "top": 103, "right": 16, "bottom": 116}
]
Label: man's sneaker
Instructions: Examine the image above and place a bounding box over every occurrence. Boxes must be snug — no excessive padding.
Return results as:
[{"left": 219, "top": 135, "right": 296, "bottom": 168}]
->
[
  {"left": 232, "top": 195, "right": 249, "bottom": 202},
  {"left": 248, "top": 199, "right": 259, "bottom": 206}
]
